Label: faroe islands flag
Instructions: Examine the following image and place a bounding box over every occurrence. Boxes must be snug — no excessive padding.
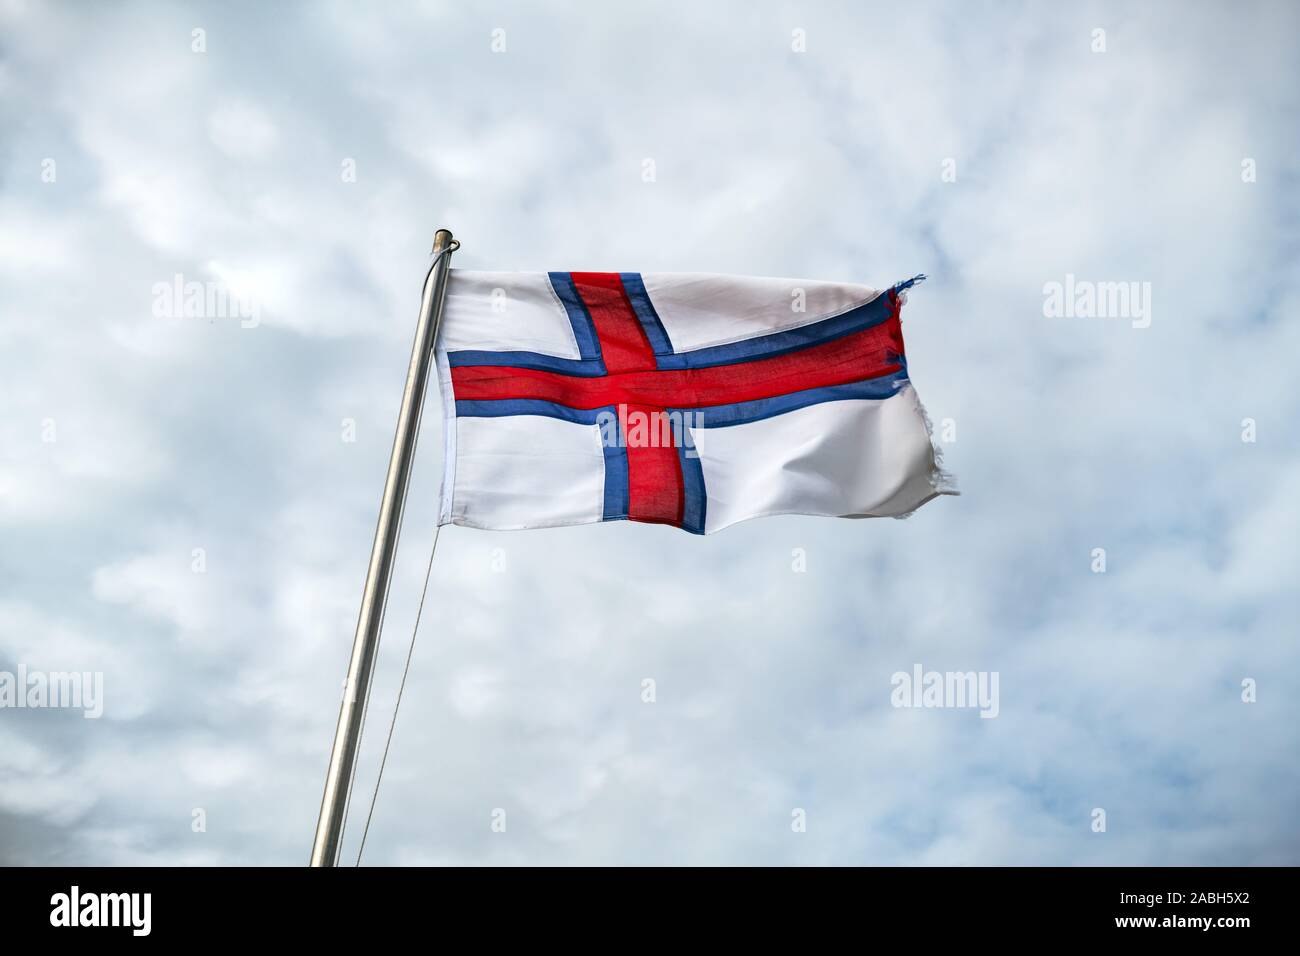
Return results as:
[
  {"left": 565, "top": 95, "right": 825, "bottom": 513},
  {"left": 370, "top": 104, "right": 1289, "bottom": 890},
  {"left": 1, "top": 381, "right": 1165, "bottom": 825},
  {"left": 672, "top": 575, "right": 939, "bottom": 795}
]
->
[{"left": 435, "top": 270, "right": 955, "bottom": 534}]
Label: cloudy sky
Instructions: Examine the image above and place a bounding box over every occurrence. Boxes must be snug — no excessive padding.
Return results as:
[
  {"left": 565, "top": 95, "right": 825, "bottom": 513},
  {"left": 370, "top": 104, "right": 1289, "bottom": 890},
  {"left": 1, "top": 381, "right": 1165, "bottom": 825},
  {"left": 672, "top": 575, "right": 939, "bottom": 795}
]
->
[{"left": 2, "top": 0, "right": 1297, "bottom": 865}]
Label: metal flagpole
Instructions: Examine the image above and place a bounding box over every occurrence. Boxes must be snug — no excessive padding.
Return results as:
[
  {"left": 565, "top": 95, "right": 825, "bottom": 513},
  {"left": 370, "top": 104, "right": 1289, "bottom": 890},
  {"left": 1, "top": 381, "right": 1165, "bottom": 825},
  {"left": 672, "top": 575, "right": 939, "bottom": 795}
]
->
[{"left": 310, "top": 228, "right": 457, "bottom": 867}]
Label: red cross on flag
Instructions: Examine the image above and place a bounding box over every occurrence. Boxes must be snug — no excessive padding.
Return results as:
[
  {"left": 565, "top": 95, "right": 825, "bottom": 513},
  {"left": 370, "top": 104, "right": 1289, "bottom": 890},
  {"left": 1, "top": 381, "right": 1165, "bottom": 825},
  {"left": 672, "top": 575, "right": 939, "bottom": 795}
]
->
[{"left": 434, "top": 270, "right": 955, "bottom": 534}]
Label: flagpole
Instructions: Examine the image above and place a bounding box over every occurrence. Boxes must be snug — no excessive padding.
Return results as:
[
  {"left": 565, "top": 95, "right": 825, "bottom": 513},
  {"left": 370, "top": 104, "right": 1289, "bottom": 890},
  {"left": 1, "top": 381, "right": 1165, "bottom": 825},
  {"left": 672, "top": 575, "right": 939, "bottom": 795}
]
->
[{"left": 310, "top": 228, "right": 457, "bottom": 867}]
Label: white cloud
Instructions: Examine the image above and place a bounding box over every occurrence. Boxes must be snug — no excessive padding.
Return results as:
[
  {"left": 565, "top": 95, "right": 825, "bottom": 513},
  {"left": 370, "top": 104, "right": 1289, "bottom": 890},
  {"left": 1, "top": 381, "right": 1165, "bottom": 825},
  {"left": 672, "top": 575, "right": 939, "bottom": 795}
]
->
[
  {"left": 0, "top": 0, "right": 1296, "bottom": 866},
  {"left": 207, "top": 102, "right": 279, "bottom": 159}
]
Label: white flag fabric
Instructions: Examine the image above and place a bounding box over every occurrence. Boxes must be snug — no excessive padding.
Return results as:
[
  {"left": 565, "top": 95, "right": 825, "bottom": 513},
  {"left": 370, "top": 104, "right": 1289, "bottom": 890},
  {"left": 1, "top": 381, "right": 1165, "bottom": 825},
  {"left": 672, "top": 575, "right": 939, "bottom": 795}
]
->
[{"left": 434, "top": 270, "right": 954, "bottom": 534}]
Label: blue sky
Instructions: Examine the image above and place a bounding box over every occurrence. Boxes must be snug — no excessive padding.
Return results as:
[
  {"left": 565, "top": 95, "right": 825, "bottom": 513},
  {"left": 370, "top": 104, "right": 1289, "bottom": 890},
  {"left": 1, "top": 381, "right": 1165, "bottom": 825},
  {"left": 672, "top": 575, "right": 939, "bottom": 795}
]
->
[{"left": 1, "top": 0, "right": 1297, "bottom": 864}]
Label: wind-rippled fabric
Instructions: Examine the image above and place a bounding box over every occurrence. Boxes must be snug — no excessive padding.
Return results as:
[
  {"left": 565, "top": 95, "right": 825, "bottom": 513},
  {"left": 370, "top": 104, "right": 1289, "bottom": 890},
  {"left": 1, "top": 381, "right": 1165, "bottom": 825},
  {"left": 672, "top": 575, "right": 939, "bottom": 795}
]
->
[{"left": 434, "top": 270, "right": 954, "bottom": 534}]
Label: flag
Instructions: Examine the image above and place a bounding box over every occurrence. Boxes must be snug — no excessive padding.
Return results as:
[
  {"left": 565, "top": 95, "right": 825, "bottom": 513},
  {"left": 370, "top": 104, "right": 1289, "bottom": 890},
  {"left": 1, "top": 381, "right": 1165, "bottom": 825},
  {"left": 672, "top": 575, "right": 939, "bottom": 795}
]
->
[{"left": 434, "top": 270, "right": 954, "bottom": 534}]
